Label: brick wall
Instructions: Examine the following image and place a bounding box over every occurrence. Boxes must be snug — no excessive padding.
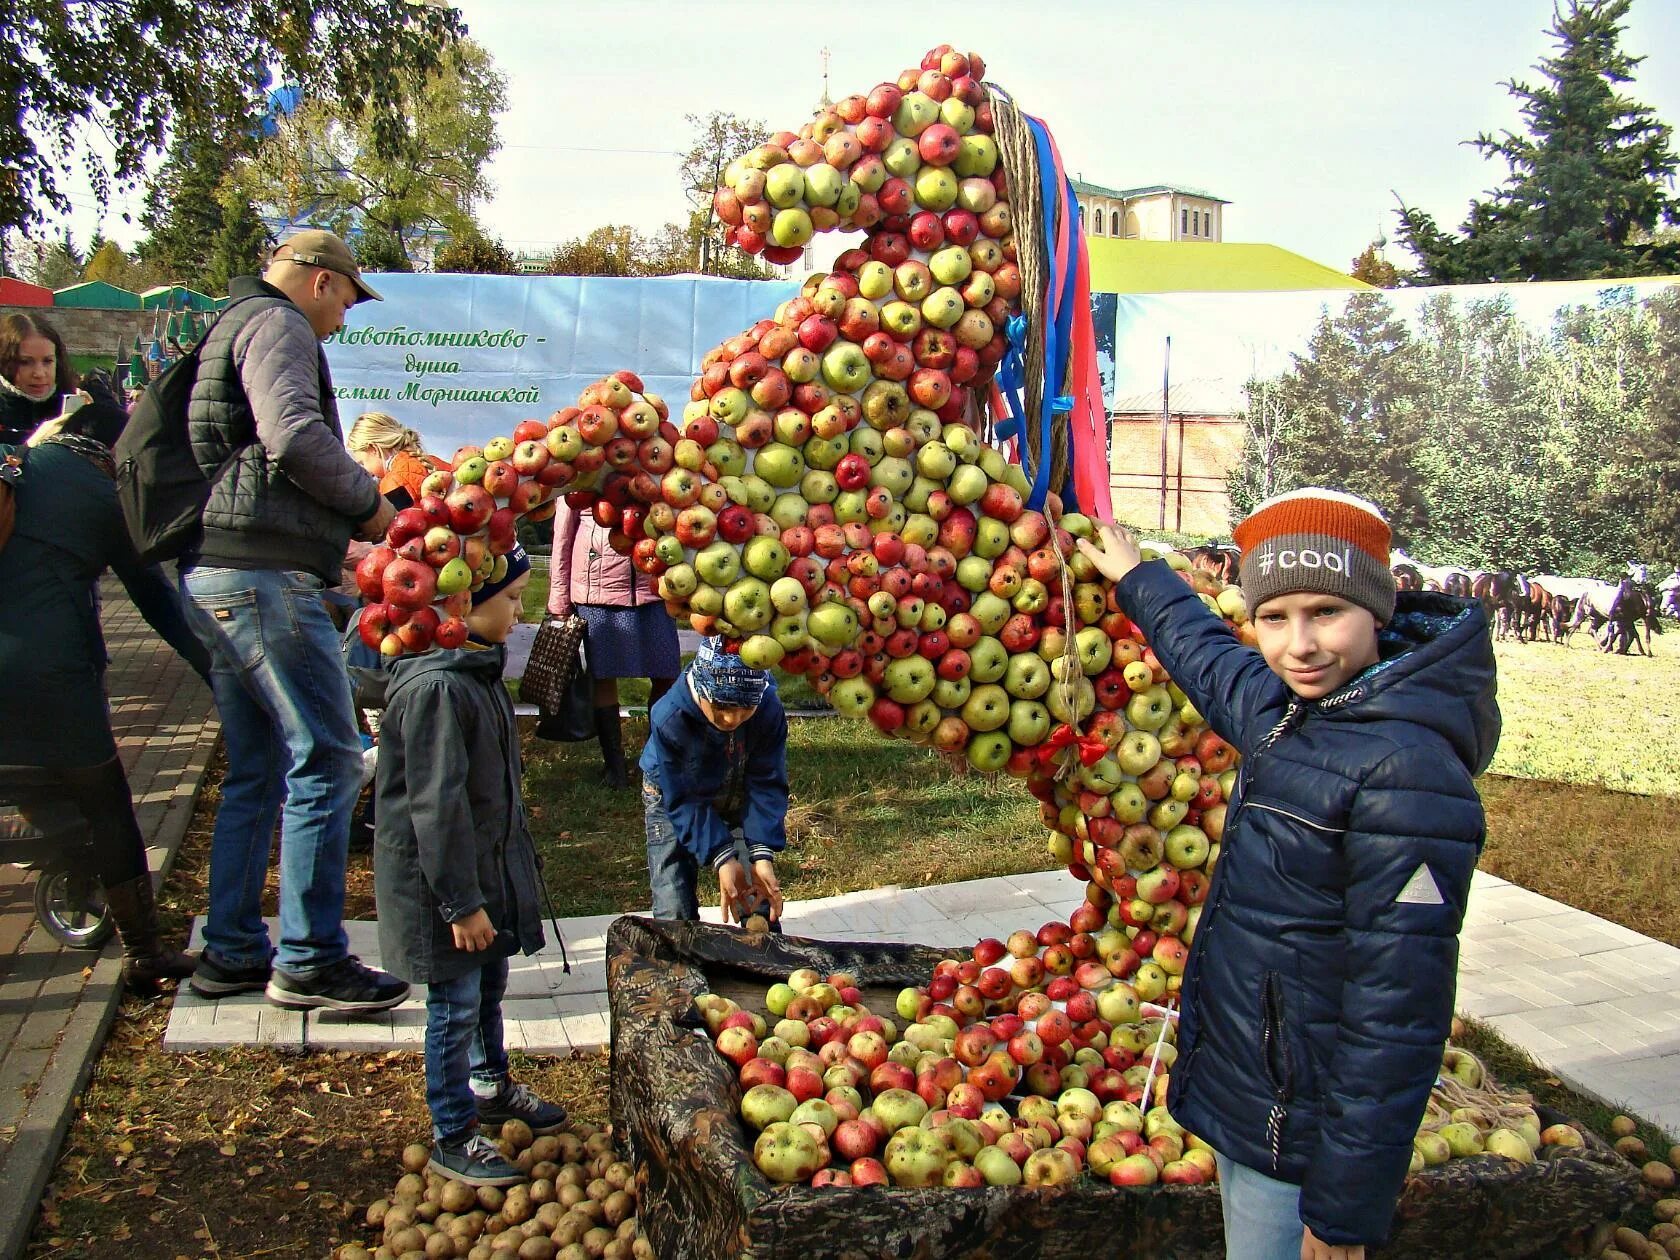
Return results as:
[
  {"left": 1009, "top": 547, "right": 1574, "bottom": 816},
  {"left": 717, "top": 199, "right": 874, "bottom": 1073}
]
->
[
  {"left": 1109, "top": 413, "right": 1244, "bottom": 538},
  {"left": 0, "top": 304, "right": 164, "bottom": 366}
]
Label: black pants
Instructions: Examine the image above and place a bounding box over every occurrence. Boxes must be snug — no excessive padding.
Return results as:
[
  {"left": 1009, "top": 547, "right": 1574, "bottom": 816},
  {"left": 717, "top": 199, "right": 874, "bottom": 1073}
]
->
[{"left": 55, "top": 758, "right": 149, "bottom": 886}]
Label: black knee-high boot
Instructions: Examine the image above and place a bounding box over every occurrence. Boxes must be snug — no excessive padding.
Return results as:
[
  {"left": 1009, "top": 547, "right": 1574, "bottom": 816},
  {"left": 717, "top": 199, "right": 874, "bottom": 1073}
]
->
[{"left": 594, "top": 706, "right": 629, "bottom": 788}]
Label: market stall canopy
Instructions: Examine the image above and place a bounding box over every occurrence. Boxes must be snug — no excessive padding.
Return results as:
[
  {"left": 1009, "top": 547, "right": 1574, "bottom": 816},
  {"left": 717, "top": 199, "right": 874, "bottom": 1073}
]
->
[
  {"left": 1088, "top": 239, "right": 1369, "bottom": 295},
  {"left": 53, "top": 281, "right": 141, "bottom": 309},
  {"left": 0, "top": 277, "right": 53, "bottom": 307},
  {"left": 139, "top": 285, "right": 218, "bottom": 311}
]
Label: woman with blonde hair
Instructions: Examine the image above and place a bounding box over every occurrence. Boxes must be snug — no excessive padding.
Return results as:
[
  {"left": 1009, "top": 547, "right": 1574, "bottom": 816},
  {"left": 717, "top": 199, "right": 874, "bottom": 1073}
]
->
[{"left": 346, "top": 412, "right": 448, "bottom": 505}]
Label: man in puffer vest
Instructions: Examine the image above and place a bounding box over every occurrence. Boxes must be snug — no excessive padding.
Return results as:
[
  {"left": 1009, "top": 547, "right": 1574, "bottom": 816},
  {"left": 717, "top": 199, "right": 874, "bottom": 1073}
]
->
[
  {"left": 1079, "top": 489, "right": 1499, "bottom": 1260},
  {"left": 177, "top": 230, "right": 408, "bottom": 1013}
]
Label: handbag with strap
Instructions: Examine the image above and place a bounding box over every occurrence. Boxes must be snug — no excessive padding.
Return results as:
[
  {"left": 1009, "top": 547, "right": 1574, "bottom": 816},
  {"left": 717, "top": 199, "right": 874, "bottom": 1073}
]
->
[{"left": 521, "top": 614, "right": 586, "bottom": 714}]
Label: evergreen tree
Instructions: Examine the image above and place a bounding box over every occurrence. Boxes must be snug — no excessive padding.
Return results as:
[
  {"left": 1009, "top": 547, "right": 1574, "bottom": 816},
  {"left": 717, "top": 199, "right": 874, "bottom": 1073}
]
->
[
  {"left": 204, "top": 197, "right": 272, "bottom": 293},
  {"left": 1268, "top": 292, "right": 1431, "bottom": 540},
  {"left": 1396, "top": 0, "right": 1680, "bottom": 282},
  {"left": 1619, "top": 285, "right": 1680, "bottom": 565},
  {"left": 139, "top": 131, "right": 245, "bottom": 287},
  {"left": 84, "top": 240, "right": 129, "bottom": 284}
]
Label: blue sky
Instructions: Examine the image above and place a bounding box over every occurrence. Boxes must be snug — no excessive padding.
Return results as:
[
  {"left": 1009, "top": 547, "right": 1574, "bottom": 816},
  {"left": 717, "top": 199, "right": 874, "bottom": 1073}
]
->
[
  {"left": 454, "top": 0, "right": 1680, "bottom": 272},
  {"left": 49, "top": 0, "right": 1680, "bottom": 275}
]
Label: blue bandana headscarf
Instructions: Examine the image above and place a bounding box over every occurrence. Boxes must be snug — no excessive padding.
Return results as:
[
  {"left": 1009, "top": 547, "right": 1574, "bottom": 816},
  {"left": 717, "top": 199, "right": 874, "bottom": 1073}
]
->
[
  {"left": 471, "top": 543, "right": 530, "bottom": 606},
  {"left": 689, "top": 637, "right": 770, "bottom": 708}
]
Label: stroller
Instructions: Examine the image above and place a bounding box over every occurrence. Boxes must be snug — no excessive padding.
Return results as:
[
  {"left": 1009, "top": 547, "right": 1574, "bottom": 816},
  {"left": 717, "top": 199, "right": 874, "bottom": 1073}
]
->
[{"left": 0, "top": 765, "right": 115, "bottom": 949}]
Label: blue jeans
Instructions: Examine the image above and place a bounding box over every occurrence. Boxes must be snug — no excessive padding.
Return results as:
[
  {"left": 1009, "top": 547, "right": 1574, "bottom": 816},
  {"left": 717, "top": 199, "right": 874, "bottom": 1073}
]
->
[
  {"left": 1216, "top": 1152, "right": 1306, "bottom": 1260},
  {"left": 179, "top": 565, "right": 362, "bottom": 973},
  {"left": 425, "top": 956, "right": 510, "bottom": 1141},
  {"left": 642, "top": 780, "right": 765, "bottom": 921}
]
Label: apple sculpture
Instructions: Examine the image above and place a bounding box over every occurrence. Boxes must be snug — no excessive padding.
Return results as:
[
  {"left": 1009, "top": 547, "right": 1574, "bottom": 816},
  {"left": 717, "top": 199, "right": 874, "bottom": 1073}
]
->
[{"left": 365, "top": 43, "right": 1253, "bottom": 981}]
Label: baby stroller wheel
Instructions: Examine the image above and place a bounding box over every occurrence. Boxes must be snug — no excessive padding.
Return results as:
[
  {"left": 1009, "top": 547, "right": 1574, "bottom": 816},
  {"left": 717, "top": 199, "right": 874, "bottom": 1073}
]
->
[{"left": 33, "top": 861, "right": 114, "bottom": 949}]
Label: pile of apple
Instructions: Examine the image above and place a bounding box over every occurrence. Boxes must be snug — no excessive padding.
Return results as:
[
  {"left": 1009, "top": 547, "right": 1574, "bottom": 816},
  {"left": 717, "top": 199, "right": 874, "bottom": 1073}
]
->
[
  {"left": 1412, "top": 1044, "right": 1587, "bottom": 1173},
  {"left": 349, "top": 374, "right": 662, "bottom": 656},
  {"left": 695, "top": 919, "right": 1210, "bottom": 1192}
]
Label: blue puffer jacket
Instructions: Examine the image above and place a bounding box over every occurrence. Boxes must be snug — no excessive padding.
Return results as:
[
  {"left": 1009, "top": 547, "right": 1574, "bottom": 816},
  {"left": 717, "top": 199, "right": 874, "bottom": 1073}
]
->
[{"left": 1117, "top": 561, "right": 1500, "bottom": 1248}]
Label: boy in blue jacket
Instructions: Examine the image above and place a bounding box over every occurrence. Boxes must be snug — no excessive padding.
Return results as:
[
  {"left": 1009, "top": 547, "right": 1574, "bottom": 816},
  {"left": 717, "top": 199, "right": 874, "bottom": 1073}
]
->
[
  {"left": 1078, "top": 489, "right": 1499, "bottom": 1260},
  {"left": 639, "top": 638, "right": 789, "bottom": 925},
  {"left": 371, "top": 546, "right": 568, "bottom": 1188}
]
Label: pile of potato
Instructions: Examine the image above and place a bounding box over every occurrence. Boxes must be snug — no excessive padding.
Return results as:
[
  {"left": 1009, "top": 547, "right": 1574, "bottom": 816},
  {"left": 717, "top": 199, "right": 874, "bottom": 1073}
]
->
[
  {"left": 1594, "top": 1115, "right": 1680, "bottom": 1260},
  {"left": 338, "top": 1121, "right": 652, "bottom": 1260}
]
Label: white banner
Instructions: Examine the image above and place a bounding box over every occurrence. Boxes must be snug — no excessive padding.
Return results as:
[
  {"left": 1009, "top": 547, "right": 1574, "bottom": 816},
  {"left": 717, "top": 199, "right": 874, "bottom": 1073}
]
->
[{"left": 324, "top": 272, "right": 799, "bottom": 455}]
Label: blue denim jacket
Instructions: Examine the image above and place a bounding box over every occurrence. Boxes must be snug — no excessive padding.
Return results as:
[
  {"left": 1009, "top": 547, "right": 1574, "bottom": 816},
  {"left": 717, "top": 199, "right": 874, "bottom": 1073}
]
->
[{"left": 638, "top": 673, "right": 788, "bottom": 867}]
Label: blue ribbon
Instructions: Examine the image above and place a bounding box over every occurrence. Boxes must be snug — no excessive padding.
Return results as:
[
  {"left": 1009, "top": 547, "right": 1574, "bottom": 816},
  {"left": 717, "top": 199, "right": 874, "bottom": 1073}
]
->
[{"left": 995, "top": 313, "right": 1031, "bottom": 477}]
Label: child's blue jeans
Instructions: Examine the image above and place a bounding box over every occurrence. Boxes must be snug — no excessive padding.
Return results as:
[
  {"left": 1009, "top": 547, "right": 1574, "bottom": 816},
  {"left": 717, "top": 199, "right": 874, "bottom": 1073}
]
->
[
  {"left": 424, "top": 954, "right": 510, "bottom": 1142},
  {"left": 643, "top": 779, "right": 768, "bottom": 921},
  {"left": 1215, "top": 1152, "right": 1308, "bottom": 1260}
]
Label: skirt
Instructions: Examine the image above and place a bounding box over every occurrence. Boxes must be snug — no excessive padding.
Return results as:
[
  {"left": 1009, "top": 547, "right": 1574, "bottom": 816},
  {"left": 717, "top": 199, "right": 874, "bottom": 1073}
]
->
[{"left": 579, "top": 602, "right": 681, "bottom": 680}]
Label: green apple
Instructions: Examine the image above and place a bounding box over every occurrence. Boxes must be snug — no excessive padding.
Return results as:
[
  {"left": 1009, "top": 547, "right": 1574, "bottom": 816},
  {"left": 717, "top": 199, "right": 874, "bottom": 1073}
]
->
[
  {"left": 956, "top": 555, "right": 992, "bottom": 592},
  {"left": 710, "top": 386, "right": 751, "bottom": 425},
  {"left": 947, "top": 463, "right": 989, "bottom": 505},
  {"left": 707, "top": 437, "right": 747, "bottom": 477},
  {"left": 821, "top": 342, "right": 872, "bottom": 392},
  {"left": 765, "top": 165, "right": 805, "bottom": 208},
  {"left": 938, "top": 96, "right": 975, "bottom": 134},
  {"left": 803, "top": 433, "right": 847, "bottom": 472},
  {"left": 436, "top": 556, "right": 473, "bottom": 595},
  {"left": 857, "top": 260, "right": 894, "bottom": 300},
  {"left": 770, "top": 577, "right": 809, "bottom": 615},
  {"left": 928, "top": 246, "right": 973, "bottom": 286},
  {"left": 739, "top": 634, "right": 784, "bottom": 669},
  {"left": 848, "top": 426, "right": 885, "bottom": 464},
  {"left": 883, "top": 136, "right": 923, "bottom": 178},
  {"left": 769, "top": 494, "right": 809, "bottom": 530},
  {"left": 755, "top": 442, "right": 806, "bottom": 489},
  {"left": 1007, "top": 699, "right": 1051, "bottom": 747},
  {"left": 870, "top": 455, "right": 914, "bottom": 498},
  {"left": 916, "top": 441, "right": 957, "bottom": 480},
  {"left": 1127, "top": 686, "right": 1174, "bottom": 732},
  {"left": 1002, "top": 652, "right": 1050, "bottom": 699},
  {"left": 902, "top": 513, "right": 938, "bottom": 547},
  {"left": 1078, "top": 754, "right": 1125, "bottom": 795},
  {"left": 914, "top": 166, "right": 959, "bottom": 211},
  {"left": 952, "top": 134, "right": 999, "bottom": 178},
  {"left": 968, "top": 636, "right": 1007, "bottom": 683},
  {"left": 1075, "top": 626, "right": 1113, "bottom": 675},
  {"left": 724, "top": 577, "right": 772, "bottom": 631},
  {"left": 833, "top": 489, "right": 868, "bottom": 524},
  {"left": 921, "top": 287, "right": 965, "bottom": 330},
  {"left": 740, "top": 474, "right": 776, "bottom": 514},
  {"left": 931, "top": 676, "right": 971, "bottom": 710},
  {"left": 771, "top": 208, "right": 814, "bottom": 248},
  {"left": 973, "top": 516, "right": 1010, "bottom": 558},
  {"left": 1110, "top": 781, "right": 1149, "bottom": 823},
  {"left": 808, "top": 602, "right": 859, "bottom": 650},
  {"left": 742, "top": 535, "right": 791, "bottom": 581},
  {"left": 829, "top": 676, "right": 876, "bottom": 718},
  {"left": 658, "top": 563, "right": 698, "bottom": 601},
  {"left": 803, "top": 163, "right": 843, "bottom": 207},
  {"left": 892, "top": 92, "right": 940, "bottom": 137},
  {"left": 771, "top": 611, "right": 808, "bottom": 651},
  {"left": 695, "top": 541, "right": 741, "bottom": 586},
  {"left": 1164, "top": 825, "right": 1210, "bottom": 869},
  {"left": 969, "top": 592, "right": 1011, "bottom": 635},
  {"left": 961, "top": 683, "right": 1011, "bottom": 733},
  {"left": 965, "top": 730, "right": 1013, "bottom": 772}
]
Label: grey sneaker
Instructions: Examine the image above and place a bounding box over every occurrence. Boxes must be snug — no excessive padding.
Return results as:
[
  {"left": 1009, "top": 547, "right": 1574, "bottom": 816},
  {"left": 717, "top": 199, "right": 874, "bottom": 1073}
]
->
[
  {"left": 475, "top": 1079, "right": 568, "bottom": 1135},
  {"left": 264, "top": 955, "right": 410, "bottom": 1012},
  {"left": 428, "top": 1132, "right": 523, "bottom": 1187}
]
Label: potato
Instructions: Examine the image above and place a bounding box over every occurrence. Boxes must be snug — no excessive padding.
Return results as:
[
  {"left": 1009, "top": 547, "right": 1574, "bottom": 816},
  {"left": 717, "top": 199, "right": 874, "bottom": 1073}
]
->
[
  {"left": 574, "top": 1200, "right": 605, "bottom": 1225},
  {"left": 1658, "top": 1200, "right": 1680, "bottom": 1223},
  {"left": 601, "top": 1242, "right": 631, "bottom": 1260},
  {"left": 615, "top": 1220, "right": 638, "bottom": 1243},
  {"left": 558, "top": 1184, "right": 585, "bottom": 1209},
  {"left": 387, "top": 1228, "right": 426, "bottom": 1256},
  {"left": 530, "top": 1136, "right": 561, "bottom": 1163},
  {"left": 552, "top": 1214, "right": 588, "bottom": 1247},
  {"left": 1651, "top": 1223, "right": 1680, "bottom": 1245},
  {"left": 398, "top": 1251, "right": 428, "bottom": 1260},
  {"left": 403, "top": 1143, "right": 434, "bottom": 1173},
  {"left": 417, "top": 1203, "right": 442, "bottom": 1224},
  {"left": 557, "top": 1247, "right": 588, "bottom": 1260},
  {"left": 397, "top": 1173, "right": 428, "bottom": 1202},
  {"left": 1615, "top": 1227, "right": 1656, "bottom": 1260},
  {"left": 442, "top": 1181, "right": 479, "bottom": 1215},
  {"left": 586, "top": 1178, "right": 612, "bottom": 1203},
  {"left": 582, "top": 1228, "right": 614, "bottom": 1260},
  {"left": 468, "top": 1248, "right": 493, "bottom": 1260},
  {"left": 1612, "top": 1115, "right": 1640, "bottom": 1138},
  {"left": 585, "top": 1133, "right": 613, "bottom": 1159},
  {"left": 602, "top": 1192, "right": 634, "bottom": 1228},
  {"left": 478, "top": 1186, "right": 506, "bottom": 1214},
  {"left": 516, "top": 1150, "right": 538, "bottom": 1174},
  {"left": 531, "top": 1161, "right": 560, "bottom": 1182},
  {"left": 373, "top": 1248, "right": 397, "bottom": 1260},
  {"left": 604, "top": 1163, "right": 633, "bottom": 1191},
  {"left": 502, "top": 1119, "right": 536, "bottom": 1151},
  {"left": 384, "top": 1206, "right": 417, "bottom": 1236},
  {"left": 1648, "top": 1162, "right": 1680, "bottom": 1191},
  {"left": 502, "top": 1187, "right": 533, "bottom": 1226},
  {"left": 557, "top": 1166, "right": 586, "bottom": 1189},
  {"left": 631, "top": 1239, "right": 654, "bottom": 1260},
  {"left": 536, "top": 1202, "right": 564, "bottom": 1230},
  {"left": 368, "top": 1199, "right": 393, "bottom": 1228},
  {"left": 517, "top": 1239, "right": 557, "bottom": 1260},
  {"left": 554, "top": 1135, "right": 584, "bottom": 1164},
  {"left": 423, "top": 1233, "right": 456, "bottom": 1260},
  {"left": 338, "top": 1247, "right": 375, "bottom": 1260},
  {"left": 1619, "top": 1136, "right": 1651, "bottom": 1162},
  {"left": 1671, "top": 1144, "right": 1680, "bottom": 1171}
]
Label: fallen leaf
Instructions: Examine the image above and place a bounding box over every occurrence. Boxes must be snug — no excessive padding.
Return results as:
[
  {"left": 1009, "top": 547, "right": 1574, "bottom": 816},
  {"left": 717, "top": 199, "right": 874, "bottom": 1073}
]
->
[
  {"left": 218, "top": 1144, "right": 236, "bottom": 1157},
  {"left": 137, "top": 1182, "right": 157, "bottom": 1197}
]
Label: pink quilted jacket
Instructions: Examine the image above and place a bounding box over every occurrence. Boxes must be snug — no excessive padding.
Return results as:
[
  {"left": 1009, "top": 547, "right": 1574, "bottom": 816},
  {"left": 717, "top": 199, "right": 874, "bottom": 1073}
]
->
[{"left": 547, "top": 497, "right": 658, "bottom": 614}]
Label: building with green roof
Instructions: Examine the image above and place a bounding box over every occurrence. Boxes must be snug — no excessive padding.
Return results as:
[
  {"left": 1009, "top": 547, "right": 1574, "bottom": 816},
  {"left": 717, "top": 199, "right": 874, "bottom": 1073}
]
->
[{"left": 53, "top": 281, "right": 141, "bottom": 309}]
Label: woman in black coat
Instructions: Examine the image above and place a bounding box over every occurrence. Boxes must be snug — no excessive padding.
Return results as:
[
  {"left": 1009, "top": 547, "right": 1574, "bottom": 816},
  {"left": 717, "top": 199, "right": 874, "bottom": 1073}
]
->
[
  {"left": 0, "top": 431, "right": 205, "bottom": 989},
  {"left": 0, "top": 313, "right": 129, "bottom": 447}
]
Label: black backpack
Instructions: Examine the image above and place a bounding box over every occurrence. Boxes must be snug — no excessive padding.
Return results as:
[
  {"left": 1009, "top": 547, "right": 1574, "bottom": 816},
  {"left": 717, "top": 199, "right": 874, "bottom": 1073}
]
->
[{"left": 113, "top": 296, "right": 272, "bottom": 565}]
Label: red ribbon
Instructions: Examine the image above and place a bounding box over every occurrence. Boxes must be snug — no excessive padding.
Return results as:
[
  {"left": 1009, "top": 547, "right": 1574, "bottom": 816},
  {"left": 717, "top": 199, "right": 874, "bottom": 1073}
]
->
[{"left": 1036, "top": 722, "right": 1108, "bottom": 769}]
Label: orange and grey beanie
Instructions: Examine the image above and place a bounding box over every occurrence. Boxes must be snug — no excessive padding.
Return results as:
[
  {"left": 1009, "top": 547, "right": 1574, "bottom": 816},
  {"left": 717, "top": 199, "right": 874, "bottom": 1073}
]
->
[{"left": 1232, "top": 488, "right": 1396, "bottom": 624}]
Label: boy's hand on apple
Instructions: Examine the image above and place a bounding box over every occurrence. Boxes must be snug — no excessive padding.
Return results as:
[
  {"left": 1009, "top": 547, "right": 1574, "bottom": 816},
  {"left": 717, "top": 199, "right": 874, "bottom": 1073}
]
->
[
  {"left": 1076, "top": 522, "right": 1143, "bottom": 584},
  {"left": 751, "top": 859, "right": 783, "bottom": 922},
  {"left": 718, "top": 859, "right": 753, "bottom": 923},
  {"left": 451, "top": 907, "right": 496, "bottom": 951}
]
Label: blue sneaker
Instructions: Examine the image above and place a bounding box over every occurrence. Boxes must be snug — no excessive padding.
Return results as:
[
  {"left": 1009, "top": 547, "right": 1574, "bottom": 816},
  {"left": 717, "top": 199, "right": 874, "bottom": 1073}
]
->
[
  {"left": 473, "top": 1079, "right": 568, "bottom": 1135},
  {"left": 428, "top": 1132, "right": 523, "bottom": 1187}
]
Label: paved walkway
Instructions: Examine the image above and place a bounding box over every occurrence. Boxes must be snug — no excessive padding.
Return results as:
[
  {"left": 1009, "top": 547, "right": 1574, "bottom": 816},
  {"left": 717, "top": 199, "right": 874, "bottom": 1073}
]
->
[
  {"left": 165, "top": 869, "right": 1680, "bottom": 1139},
  {"left": 0, "top": 583, "right": 217, "bottom": 1260}
]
